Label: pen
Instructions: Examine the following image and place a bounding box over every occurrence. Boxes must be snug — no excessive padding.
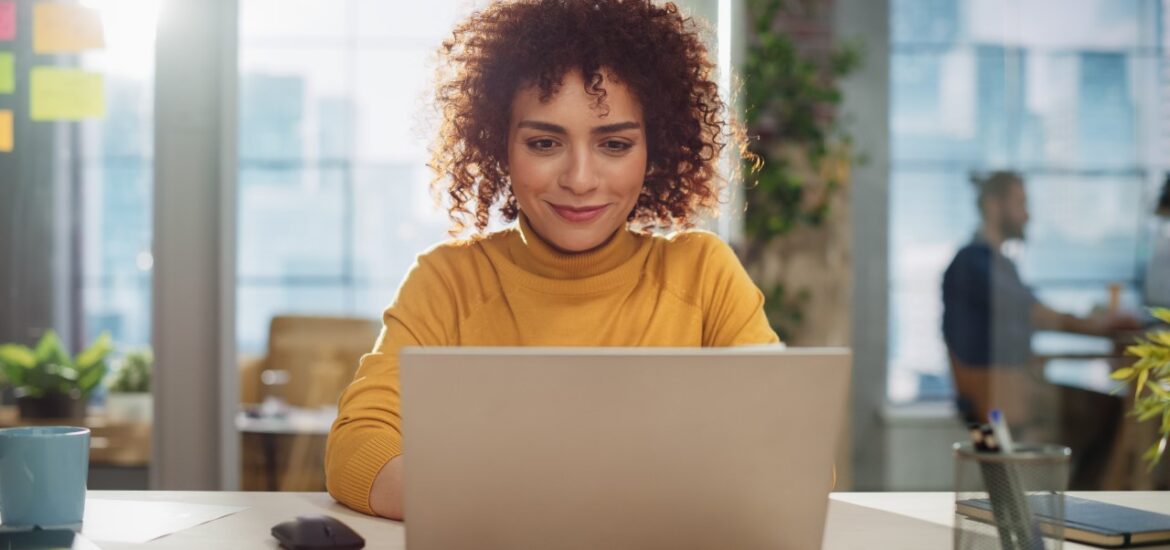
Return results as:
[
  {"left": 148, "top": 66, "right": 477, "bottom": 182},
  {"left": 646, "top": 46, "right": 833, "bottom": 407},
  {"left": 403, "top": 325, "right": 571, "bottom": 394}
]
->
[
  {"left": 986, "top": 410, "right": 1044, "bottom": 550},
  {"left": 968, "top": 423, "right": 1018, "bottom": 548},
  {"left": 988, "top": 409, "right": 1015, "bottom": 453}
]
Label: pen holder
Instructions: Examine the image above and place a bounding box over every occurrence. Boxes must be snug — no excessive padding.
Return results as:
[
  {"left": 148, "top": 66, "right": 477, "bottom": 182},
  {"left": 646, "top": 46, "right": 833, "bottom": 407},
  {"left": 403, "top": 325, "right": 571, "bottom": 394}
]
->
[{"left": 953, "top": 442, "right": 1071, "bottom": 550}]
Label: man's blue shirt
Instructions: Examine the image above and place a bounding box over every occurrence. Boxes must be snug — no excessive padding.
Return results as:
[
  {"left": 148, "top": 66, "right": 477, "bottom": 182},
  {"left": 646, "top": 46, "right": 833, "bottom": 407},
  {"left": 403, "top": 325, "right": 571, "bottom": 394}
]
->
[{"left": 941, "top": 236, "right": 1037, "bottom": 368}]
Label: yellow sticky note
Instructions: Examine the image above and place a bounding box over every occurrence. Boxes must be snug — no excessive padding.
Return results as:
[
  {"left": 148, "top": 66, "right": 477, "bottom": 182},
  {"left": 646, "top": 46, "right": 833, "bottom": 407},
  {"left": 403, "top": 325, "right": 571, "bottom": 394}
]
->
[
  {"left": 0, "top": 52, "right": 13, "bottom": 94},
  {"left": 0, "top": 110, "right": 12, "bottom": 152},
  {"left": 30, "top": 66, "right": 104, "bottom": 120},
  {"left": 33, "top": 2, "right": 104, "bottom": 53}
]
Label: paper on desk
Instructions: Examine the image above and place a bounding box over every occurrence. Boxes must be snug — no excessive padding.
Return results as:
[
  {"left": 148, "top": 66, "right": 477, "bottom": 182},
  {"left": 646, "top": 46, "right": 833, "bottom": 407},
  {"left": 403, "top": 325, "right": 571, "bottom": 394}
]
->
[{"left": 82, "top": 499, "right": 247, "bottom": 544}]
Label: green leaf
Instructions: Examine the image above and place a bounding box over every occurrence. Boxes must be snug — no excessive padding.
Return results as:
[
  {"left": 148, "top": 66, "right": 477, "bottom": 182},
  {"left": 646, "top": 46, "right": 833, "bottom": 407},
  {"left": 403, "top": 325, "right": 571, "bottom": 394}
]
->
[
  {"left": 1152, "top": 331, "right": 1170, "bottom": 347},
  {"left": 74, "top": 332, "right": 112, "bottom": 370},
  {"left": 0, "top": 344, "right": 36, "bottom": 369},
  {"left": 76, "top": 361, "right": 106, "bottom": 395},
  {"left": 1147, "top": 381, "right": 1170, "bottom": 400},
  {"left": 1145, "top": 437, "right": 1168, "bottom": 472},
  {"left": 54, "top": 365, "right": 77, "bottom": 381},
  {"left": 1151, "top": 307, "right": 1170, "bottom": 325},
  {"left": 1127, "top": 344, "right": 1152, "bottom": 358},
  {"left": 1137, "top": 369, "right": 1151, "bottom": 399},
  {"left": 1111, "top": 367, "right": 1135, "bottom": 380},
  {"left": 33, "top": 330, "right": 71, "bottom": 368},
  {"left": 2, "top": 360, "right": 26, "bottom": 386},
  {"left": 1139, "top": 408, "right": 1164, "bottom": 422}
]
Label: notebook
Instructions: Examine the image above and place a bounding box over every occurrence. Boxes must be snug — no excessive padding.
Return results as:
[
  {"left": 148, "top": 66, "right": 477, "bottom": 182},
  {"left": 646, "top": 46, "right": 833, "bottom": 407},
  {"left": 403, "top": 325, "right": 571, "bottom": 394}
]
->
[{"left": 957, "top": 495, "right": 1170, "bottom": 547}]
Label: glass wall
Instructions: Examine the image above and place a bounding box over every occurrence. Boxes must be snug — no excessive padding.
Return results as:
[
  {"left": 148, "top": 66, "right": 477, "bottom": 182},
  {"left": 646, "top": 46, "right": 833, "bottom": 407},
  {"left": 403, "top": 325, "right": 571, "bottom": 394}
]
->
[
  {"left": 79, "top": 0, "right": 160, "bottom": 352},
  {"left": 236, "top": 0, "right": 461, "bottom": 354},
  {"left": 888, "top": 0, "right": 1170, "bottom": 403}
]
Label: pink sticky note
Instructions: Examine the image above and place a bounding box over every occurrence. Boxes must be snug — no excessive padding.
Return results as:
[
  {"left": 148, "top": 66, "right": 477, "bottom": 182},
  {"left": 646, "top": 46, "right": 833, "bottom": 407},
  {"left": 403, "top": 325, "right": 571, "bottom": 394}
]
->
[{"left": 0, "top": 1, "right": 15, "bottom": 42}]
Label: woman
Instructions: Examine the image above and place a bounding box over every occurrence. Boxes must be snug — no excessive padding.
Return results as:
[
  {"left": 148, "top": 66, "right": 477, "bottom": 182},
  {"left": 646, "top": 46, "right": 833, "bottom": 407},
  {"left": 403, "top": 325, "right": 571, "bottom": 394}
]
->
[{"left": 325, "top": 0, "right": 779, "bottom": 519}]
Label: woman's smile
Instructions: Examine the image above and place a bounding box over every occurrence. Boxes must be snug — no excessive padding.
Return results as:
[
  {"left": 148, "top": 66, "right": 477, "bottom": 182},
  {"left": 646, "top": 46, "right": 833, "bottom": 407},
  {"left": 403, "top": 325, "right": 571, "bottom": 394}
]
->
[{"left": 546, "top": 202, "right": 611, "bottom": 223}]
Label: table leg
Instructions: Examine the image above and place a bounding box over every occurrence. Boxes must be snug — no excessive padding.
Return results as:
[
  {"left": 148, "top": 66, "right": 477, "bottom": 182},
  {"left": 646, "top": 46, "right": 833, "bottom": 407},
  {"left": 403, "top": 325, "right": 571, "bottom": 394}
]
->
[{"left": 263, "top": 433, "right": 278, "bottom": 491}]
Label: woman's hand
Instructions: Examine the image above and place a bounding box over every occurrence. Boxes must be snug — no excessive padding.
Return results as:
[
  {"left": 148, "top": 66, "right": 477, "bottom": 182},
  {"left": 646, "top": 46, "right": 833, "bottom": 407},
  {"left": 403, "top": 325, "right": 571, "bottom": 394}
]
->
[{"left": 370, "top": 455, "right": 405, "bottom": 519}]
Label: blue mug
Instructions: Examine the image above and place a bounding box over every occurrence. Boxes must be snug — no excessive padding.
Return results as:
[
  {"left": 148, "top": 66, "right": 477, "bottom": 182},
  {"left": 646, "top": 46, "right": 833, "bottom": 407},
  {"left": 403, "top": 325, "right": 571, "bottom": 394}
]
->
[{"left": 0, "top": 426, "right": 90, "bottom": 528}]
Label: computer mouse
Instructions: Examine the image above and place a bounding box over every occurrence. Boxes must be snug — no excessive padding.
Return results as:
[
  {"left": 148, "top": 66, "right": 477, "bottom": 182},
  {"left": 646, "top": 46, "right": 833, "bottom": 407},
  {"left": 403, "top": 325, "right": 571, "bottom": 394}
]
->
[{"left": 271, "top": 514, "right": 366, "bottom": 550}]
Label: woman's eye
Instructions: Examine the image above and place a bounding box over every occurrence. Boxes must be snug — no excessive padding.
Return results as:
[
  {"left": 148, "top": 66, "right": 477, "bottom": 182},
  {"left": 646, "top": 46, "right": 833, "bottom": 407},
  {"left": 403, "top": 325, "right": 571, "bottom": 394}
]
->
[
  {"left": 601, "top": 140, "right": 632, "bottom": 153},
  {"left": 527, "top": 139, "right": 559, "bottom": 152}
]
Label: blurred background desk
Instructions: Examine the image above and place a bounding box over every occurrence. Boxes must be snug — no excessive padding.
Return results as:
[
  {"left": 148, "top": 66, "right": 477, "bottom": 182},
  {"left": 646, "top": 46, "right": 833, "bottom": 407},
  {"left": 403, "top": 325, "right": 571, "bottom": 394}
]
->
[
  {"left": 237, "top": 405, "right": 335, "bottom": 491},
  {"left": 0, "top": 406, "right": 151, "bottom": 489},
  {"left": 1037, "top": 329, "right": 1170, "bottom": 491},
  {"left": 236, "top": 315, "right": 376, "bottom": 492}
]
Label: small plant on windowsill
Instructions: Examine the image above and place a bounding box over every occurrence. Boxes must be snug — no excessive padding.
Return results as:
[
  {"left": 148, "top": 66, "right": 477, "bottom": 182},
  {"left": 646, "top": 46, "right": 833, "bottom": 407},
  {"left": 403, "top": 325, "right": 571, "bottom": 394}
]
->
[
  {"left": 0, "top": 330, "right": 111, "bottom": 419},
  {"left": 1112, "top": 308, "right": 1170, "bottom": 468},
  {"left": 104, "top": 348, "right": 153, "bottom": 424}
]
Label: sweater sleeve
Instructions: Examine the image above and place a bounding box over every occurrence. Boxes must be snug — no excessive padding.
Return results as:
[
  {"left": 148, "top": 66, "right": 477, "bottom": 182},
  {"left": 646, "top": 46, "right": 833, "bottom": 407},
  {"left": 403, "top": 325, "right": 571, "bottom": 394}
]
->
[
  {"left": 324, "top": 254, "right": 459, "bottom": 514},
  {"left": 697, "top": 235, "right": 781, "bottom": 347}
]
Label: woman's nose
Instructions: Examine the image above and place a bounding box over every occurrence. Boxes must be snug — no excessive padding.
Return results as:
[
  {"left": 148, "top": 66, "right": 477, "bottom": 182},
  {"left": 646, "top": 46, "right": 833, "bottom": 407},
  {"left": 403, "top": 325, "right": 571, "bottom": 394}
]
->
[{"left": 558, "top": 148, "right": 600, "bottom": 195}]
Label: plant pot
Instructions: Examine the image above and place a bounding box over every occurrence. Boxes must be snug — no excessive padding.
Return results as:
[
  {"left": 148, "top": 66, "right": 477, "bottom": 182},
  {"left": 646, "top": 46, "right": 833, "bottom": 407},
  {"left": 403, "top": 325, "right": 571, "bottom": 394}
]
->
[
  {"left": 105, "top": 392, "right": 152, "bottom": 424},
  {"left": 16, "top": 392, "right": 88, "bottom": 420}
]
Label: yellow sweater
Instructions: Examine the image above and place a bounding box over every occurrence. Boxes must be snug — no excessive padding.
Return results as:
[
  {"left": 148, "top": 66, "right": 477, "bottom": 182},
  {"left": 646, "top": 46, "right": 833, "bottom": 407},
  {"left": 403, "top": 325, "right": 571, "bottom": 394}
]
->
[{"left": 324, "top": 215, "right": 779, "bottom": 514}]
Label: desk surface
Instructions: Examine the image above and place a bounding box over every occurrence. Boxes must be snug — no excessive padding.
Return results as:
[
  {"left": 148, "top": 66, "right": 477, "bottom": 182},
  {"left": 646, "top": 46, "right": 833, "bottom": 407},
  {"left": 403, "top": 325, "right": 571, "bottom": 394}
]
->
[{"left": 86, "top": 490, "right": 1169, "bottom": 549}]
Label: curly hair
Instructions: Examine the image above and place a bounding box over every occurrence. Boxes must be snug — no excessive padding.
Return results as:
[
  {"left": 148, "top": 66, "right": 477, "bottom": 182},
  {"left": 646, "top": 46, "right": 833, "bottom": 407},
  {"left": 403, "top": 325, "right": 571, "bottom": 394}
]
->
[{"left": 430, "top": 0, "right": 737, "bottom": 234}]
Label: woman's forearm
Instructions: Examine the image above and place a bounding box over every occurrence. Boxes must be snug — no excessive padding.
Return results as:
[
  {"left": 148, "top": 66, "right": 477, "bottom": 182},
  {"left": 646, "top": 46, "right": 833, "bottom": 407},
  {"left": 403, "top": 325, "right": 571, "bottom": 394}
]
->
[{"left": 370, "top": 455, "right": 405, "bottom": 520}]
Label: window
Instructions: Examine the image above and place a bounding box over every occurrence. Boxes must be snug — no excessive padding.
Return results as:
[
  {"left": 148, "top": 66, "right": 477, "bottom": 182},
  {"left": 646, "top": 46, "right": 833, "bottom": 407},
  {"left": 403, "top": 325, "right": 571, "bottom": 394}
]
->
[
  {"left": 80, "top": 1, "right": 159, "bottom": 351},
  {"left": 888, "top": 0, "right": 1170, "bottom": 402},
  {"left": 237, "top": 1, "right": 461, "bottom": 353}
]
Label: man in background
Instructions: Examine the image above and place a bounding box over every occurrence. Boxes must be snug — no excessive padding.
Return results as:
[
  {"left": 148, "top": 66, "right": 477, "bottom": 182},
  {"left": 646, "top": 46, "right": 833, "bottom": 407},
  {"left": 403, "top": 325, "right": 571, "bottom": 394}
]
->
[{"left": 941, "top": 170, "right": 1138, "bottom": 488}]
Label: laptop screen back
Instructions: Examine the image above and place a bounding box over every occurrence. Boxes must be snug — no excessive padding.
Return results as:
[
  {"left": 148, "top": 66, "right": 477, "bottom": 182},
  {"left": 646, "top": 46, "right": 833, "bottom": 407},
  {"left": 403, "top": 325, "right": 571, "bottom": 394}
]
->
[{"left": 401, "top": 346, "right": 851, "bottom": 550}]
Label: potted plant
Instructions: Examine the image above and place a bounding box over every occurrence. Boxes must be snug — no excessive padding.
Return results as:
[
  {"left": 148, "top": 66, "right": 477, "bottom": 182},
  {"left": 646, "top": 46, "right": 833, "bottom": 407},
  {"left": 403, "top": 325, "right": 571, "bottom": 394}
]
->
[
  {"left": 1113, "top": 308, "right": 1170, "bottom": 468},
  {"left": 0, "top": 330, "right": 111, "bottom": 419},
  {"left": 104, "top": 348, "right": 153, "bottom": 424},
  {"left": 738, "top": 0, "right": 862, "bottom": 342}
]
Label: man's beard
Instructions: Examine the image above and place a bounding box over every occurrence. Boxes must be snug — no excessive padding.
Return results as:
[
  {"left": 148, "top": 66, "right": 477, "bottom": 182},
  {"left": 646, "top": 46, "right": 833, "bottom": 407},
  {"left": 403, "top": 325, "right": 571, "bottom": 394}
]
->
[{"left": 1003, "top": 219, "right": 1026, "bottom": 241}]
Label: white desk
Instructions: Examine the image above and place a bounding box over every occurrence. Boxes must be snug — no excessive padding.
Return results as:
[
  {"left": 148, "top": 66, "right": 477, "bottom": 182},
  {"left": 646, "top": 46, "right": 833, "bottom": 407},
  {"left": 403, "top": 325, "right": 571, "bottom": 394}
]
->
[{"left": 86, "top": 491, "right": 1169, "bottom": 549}]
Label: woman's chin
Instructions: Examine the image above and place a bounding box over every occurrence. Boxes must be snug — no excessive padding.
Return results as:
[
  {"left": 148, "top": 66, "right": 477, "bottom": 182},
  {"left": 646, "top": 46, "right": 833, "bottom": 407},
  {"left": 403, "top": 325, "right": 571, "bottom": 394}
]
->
[
  {"left": 548, "top": 235, "right": 605, "bottom": 254},
  {"left": 527, "top": 209, "right": 625, "bottom": 254}
]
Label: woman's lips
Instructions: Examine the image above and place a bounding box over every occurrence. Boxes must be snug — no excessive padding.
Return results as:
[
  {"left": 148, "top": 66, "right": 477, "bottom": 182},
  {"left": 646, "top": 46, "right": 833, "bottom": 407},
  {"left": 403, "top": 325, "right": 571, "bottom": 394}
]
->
[{"left": 549, "top": 203, "right": 609, "bottom": 223}]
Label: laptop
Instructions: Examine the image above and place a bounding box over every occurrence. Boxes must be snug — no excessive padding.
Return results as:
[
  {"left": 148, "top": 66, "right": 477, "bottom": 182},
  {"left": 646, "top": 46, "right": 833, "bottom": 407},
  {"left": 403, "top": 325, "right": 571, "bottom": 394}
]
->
[{"left": 400, "top": 346, "right": 851, "bottom": 550}]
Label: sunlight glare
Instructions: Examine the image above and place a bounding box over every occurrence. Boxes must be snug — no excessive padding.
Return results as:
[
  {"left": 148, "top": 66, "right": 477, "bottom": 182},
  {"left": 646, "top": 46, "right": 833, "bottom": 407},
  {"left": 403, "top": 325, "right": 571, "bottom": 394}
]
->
[{"left": 78, "top": 0, "right": 162, "bottom": 78}]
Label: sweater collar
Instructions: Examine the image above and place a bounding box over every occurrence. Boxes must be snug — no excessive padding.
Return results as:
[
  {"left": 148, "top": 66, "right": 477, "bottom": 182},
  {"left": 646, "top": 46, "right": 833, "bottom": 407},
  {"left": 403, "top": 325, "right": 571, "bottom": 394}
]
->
[{"left": 507, "top": 212, "right": 640, "bottom": 279}]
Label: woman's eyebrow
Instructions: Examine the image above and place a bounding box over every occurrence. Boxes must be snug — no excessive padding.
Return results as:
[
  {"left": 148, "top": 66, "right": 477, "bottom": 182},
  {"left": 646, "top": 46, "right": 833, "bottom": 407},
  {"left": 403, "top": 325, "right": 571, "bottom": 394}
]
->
[
  {"left": 515, "top": 120, "right": 642, "bottom": 134},
  {"left": 516, "top": 120, "right": 566, "bottom": 134},
  {"left": 592, "top": 121, "right": 641, "bottom": 134}
]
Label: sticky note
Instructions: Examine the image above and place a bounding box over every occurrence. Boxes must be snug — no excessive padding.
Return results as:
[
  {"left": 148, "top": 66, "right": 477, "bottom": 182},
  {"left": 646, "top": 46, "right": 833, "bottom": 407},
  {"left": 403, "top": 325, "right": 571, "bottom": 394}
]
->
[
  {"left": 33, "top": 2, "right": 104, "bottom": 53},
  {"left": 30, "top": 66, "right": 104, "bottom": 120},
  {"left": 0, "top": 52, "right": 12, "bottom": 94},
  {"left": 0, "top": 2, "right": 15, "bottom": 41},
  {"left": 0, "top": 110, "right": 12, "bottom": 152}
]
